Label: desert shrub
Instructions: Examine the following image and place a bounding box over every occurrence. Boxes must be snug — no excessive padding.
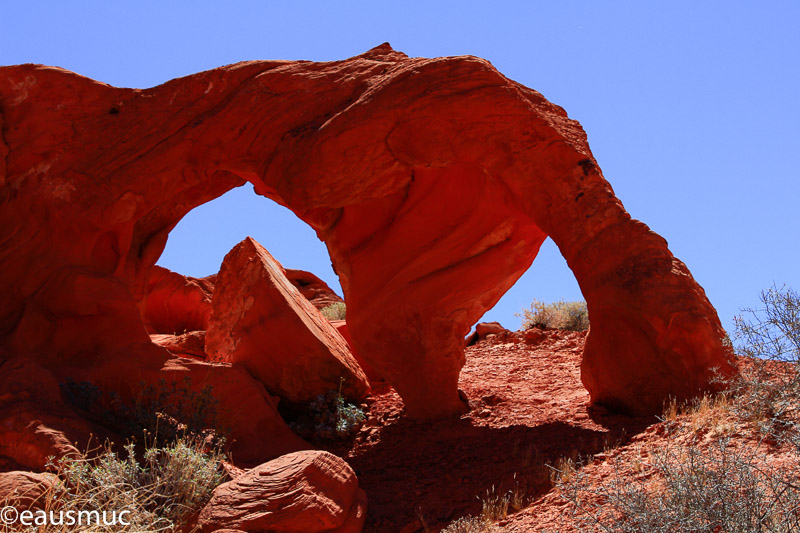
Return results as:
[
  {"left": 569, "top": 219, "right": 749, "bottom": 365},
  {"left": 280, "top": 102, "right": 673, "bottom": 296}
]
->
[
  {"left": 517, "top": 299, "right": 589, "bottom": 331},
  {"left": 320, "top": 302, "right": 347, "bottom": 320},
  {"left": 37, "top": 437, "right": 227, "bottom": 532},
  {"left": 552, "top": 286, "right": 800, "bottom": 532},
  {"left": 306, "top": 389, "right": 366, "bottom": 440},
  {"left": 555, "top": 438, "right": 800, "bottom": 532},
  {"left": 442, "top": 478, "right": 528, "bottom": 532},
  {"left": 730, "top": 284, "right": 800, "bottom": 447},
  {"left": 61, "top": 377, "right": 226, "bottom": 446},
  {"left": 289, "top": 379, "right": 366, "bottom": 441}
]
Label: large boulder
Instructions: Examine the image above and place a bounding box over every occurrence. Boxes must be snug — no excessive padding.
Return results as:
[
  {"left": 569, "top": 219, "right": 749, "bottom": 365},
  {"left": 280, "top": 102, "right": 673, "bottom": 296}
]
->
[
  {"left": 150, "top": 330, "right": 208, "bottom": 359},
  {"left": 0, "top": 44, "right": 735, "bottom": 418},
  {"left": 205, "top": 237, "right": 369, "bottom": 403},
  {"left": 197, "top": 450, "right": 366, "bottom": 532}
]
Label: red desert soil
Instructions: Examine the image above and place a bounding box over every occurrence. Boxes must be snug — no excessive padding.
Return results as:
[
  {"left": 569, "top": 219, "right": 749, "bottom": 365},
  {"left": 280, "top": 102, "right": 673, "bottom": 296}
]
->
[{"left": 323, "top": 329, "right": 654, "bottom": 532}]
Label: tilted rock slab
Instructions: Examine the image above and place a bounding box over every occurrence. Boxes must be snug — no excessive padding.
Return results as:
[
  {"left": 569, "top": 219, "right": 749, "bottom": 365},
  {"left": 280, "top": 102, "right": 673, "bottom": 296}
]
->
[
  {"left": 205, "top": 237, "right": 369, "bottom": 402},
  {"left": 198, "top": 450, "right": 366, "bottom": 533},
  {"left": 0, "top": 44, "right": 735, "bottom": 417}
]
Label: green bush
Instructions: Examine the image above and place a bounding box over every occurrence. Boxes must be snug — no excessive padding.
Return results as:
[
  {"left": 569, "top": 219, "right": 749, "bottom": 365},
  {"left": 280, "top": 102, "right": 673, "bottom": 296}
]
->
[
  {"left": 307, "top": 389, "right": 366, "bottom": 440},
  {"left": 320, "top": 302, "right": 347, "bottom": 320},
  {"left": 517, "top": 299, "right": 589, "bottom": 331},
  {"left": 289, "top": 379, "right": 366, "bottom": 442}
]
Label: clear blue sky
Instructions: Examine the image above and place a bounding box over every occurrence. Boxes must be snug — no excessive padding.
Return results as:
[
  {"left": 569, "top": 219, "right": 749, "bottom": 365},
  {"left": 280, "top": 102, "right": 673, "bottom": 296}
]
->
[{"left": 3, "top": 2, "right": 798, "bottom": 334}]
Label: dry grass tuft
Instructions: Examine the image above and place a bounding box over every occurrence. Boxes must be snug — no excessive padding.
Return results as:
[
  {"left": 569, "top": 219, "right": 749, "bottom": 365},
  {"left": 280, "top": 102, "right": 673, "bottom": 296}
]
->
[{"left": 479, "top": 484, "right": 510, "bottom": 523}]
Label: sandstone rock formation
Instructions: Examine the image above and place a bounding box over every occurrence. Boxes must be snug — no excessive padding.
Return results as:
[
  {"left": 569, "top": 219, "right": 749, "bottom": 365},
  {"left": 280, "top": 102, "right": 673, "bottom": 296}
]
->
[
  {"left": 0, "top": 471, "right": 58, "bottom": 510},
  {"left": 0, "top": 358, "right": 89, "bottom": 470},
  {"left": 197, "top": 450, "right": 367, "bottom": 532},
  {"left": 150, "top": 330, "right": 208, "bottom": 359},
  {"left": 466, "top": 321, "right": 511, "bottom": 345},
  {"left": 0, "top": 43, "right": 736, "bottom": 418},
  {"left": 141, "top": 265, "right": 215, "bottom": 335},
  {"left": 285, "top": 268, "right": 345, "bottom": 311},
  {"left": 205, "top": 237, "right": 369, "bottom": 403},
  {"left": 65, "top": 354, "right": 310, "bottom": 465},
  {"left": 331, "top": 320, "right": 383, "bottom": 383}
]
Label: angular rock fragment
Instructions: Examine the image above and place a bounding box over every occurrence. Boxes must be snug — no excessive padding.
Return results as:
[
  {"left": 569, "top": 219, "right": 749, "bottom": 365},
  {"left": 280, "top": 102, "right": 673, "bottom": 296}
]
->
[{"left": 205, "top": 237, "right": 369, "bottom": 403}]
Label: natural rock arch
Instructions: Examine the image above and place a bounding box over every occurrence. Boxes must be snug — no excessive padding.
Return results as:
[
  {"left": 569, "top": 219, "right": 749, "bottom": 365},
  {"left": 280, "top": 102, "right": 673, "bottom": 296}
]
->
[{"left": 0, "top": 44, "right": 735, "bottom": 419}]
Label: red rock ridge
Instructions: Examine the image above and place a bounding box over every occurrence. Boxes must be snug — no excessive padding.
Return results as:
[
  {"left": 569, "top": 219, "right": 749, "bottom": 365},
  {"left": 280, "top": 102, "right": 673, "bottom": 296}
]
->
[{"left": 0, "top": 43, "right": 735, "bottom": 419}]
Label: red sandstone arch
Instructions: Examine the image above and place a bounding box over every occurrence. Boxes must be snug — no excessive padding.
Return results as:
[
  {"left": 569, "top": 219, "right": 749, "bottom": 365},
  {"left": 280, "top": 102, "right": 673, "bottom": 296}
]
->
[{"left": 0, "top": 44, "right": 735, "bottom": 419}]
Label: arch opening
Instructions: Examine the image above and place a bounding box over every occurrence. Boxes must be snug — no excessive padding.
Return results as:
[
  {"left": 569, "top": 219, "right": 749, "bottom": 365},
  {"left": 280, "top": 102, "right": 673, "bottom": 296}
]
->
[{"left": 156, "top": 183, "right": 342, "bottom": 294}]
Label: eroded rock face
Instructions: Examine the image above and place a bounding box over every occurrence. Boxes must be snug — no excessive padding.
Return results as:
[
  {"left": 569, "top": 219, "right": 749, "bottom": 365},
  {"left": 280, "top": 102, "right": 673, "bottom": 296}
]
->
[
  {"left": 150, "top": 331, "right": 208, "bottom": 359},
  {"left": 0, "top": 358, "right": 88, "bottom": 470},
  {"left": 197, "top": 450, "right": 366, "bottom": 533},
  {"left": 0, "top": 471, "right": 58, "bottom": 510},
  {"left": 142, "top": 265, "right": 215, "bottom": 334},
  {"left": 0, "top": 44, "right": 736, "bottom": 417},
  {"left": 331, "top": 320, "right": 383, "bottom": 383}
]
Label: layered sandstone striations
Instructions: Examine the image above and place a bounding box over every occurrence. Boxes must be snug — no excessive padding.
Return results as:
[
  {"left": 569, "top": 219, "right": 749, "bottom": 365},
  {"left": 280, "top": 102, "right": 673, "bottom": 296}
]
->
[
  {"left": 198, "top": 450, "right": 366, "bottom": 532},
  {"left": 0, "top": 44, "right": 735, "bottom": 418},
  {"left": 141, "top": 265, "right": 215, "bottom": 335}
]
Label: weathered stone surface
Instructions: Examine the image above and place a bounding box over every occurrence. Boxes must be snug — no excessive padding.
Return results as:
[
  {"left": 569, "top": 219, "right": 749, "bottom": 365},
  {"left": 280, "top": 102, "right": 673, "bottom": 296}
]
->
[
  {"left": 198, "top": 450, "right": 366, "bottom": 533},
  {"left": 0, "top": 358, "right": 88, "bottom": 470},
  {"left": 142, "top": 265, "right": 215, "bottom": 334},
  {"left": 205, "top": 237, "right": 369, "bottom": 403},
  {"left": 476, "top": 322, "right": 508, "bottom": 338},
  {"left": 150, "top": 330, "right": 207, "bottom": 359},
  {"left": 524, "top": 328, "right": 546, "bottom": 345},
  {"left": 331, "top": 320, "right": 382, "bottom": 383},
  {"left": 0, "top": 44, "right": 736, "bottom": 417},
  {"left": 0, "top": 471, "right": 58, "bottom": 509}
]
